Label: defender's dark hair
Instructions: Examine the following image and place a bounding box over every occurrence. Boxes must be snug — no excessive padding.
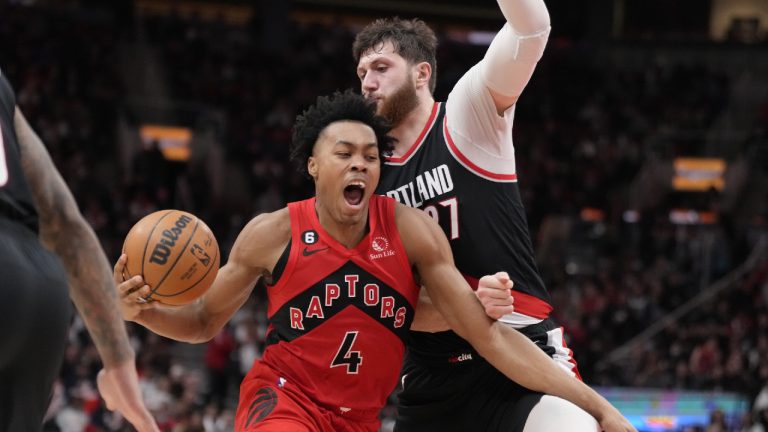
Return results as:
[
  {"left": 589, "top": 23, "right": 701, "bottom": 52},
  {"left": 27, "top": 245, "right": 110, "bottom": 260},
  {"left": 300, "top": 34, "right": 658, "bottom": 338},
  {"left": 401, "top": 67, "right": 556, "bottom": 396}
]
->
[
  {"left": 353, "top": 18, "right": 438, "bottom": 93},
  {"left": 290, "top": 89, "right": 395, "bottom": 177}
]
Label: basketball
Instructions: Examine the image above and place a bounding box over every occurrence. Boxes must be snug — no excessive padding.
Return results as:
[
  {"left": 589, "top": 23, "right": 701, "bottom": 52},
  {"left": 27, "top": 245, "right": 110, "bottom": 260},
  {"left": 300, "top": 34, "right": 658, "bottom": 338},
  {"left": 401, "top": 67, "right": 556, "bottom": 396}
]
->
[{"left": 122, "top": 210, "right": 220, "bottom": 306}]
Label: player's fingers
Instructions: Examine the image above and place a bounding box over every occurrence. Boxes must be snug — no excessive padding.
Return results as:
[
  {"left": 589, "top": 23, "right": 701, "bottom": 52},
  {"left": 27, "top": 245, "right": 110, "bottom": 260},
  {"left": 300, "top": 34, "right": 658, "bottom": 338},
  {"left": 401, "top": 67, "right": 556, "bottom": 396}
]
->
[
  {"left": 494, "top": 271, "right": 514, "bottom": 289},
  {"left": 119, "top": 276, "right": 145, "bottom": 297},
  {"left": 492, "top": 306, "right": 515, "bottom": 319},
  {"left": 137, "top": 299, "right": 158, "bottom": 310},
  {"left": 494, "top": 271, "right": 509, "bottom": 283},
  {"left": 478, "top": 274, "right": 506, "bottom": 290},
  {"left": 113, "top": 254, "right": 127, "bottom": 284},
  {"left": 484, "top": 304, "right": 514, "bottom": 319},
  {"left": 477, "top": 287, "right": 512, "bottom": 301},
  {"left": 131, "top": 285, "right": 152, "bottom": 302}
]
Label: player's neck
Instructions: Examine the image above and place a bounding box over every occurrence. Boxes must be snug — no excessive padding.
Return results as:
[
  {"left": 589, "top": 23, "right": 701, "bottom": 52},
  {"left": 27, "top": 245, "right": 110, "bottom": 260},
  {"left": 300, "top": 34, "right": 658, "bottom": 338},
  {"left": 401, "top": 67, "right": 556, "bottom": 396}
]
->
[
  {"left": 315, "top": 202, "right": 369, "bottom": 249},
  {"left": 390, "top": 95, "right": 436, "bottom": 157}
]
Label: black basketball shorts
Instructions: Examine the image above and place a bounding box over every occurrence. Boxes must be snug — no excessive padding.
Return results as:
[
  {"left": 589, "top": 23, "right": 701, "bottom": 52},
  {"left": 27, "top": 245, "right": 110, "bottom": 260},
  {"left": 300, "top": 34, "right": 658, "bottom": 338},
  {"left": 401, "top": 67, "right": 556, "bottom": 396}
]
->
[
  {"left": 0, "top": 218, "right": 72, "bottom": 432},
  {"left": 395, "top": 318, "right": 575, "bottom": 432}
]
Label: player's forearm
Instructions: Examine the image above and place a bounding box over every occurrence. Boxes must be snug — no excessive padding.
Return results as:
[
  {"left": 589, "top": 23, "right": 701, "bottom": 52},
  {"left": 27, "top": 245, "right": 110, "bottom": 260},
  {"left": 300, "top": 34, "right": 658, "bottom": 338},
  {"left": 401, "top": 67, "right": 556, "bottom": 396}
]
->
[
  {"left": 482, "top": 0, "right": 550, "bottom": 100},
  {"left": 133, "top": 299, "right": 213, "bottom": 343},
  {"left": 498, "top": 0, "right": 550, "bottom": 35},
  {"left": 479, "top": 324, "right": 617, "bottom": 423},
  {"left": 48, "top": 218, "right": 134, "bottom": 367}
]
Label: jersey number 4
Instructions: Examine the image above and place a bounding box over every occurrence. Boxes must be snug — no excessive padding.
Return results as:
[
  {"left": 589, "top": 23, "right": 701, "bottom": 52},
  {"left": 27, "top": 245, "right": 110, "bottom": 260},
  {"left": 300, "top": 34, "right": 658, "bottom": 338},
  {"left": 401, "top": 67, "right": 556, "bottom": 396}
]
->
[
  {"left": 331, "top": 331, "right": 362, "bottom": 374},
  {"left": 0, "top": 125, "right": 8, "bottom": 187}
]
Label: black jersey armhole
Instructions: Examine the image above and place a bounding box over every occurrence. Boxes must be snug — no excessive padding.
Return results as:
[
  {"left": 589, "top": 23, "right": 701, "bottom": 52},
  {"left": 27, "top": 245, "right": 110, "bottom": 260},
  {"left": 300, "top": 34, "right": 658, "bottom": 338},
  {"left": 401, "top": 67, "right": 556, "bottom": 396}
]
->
[{"left": 267, "top": 239, "right": 291, "bottom": 286}]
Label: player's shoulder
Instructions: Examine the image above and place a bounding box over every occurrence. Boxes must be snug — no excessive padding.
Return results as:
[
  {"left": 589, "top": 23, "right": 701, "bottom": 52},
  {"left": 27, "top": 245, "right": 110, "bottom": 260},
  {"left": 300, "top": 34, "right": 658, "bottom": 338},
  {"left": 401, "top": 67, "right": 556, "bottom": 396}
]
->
[
  {"left": 394, "top": 202, "right": 443, "bottom": 255},
  {"left": 236, "top": 208, "right": 291, "bottom": 252},
  {"left": 244, "top": 207, "right": 290, "bottom": 236}
]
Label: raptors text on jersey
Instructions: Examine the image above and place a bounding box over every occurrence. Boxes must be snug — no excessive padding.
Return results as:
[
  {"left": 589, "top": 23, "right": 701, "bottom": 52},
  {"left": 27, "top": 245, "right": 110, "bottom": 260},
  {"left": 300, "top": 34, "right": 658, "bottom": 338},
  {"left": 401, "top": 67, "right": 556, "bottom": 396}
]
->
[{"left": 255, "top": 195, "right": 419, "bottom": 416}]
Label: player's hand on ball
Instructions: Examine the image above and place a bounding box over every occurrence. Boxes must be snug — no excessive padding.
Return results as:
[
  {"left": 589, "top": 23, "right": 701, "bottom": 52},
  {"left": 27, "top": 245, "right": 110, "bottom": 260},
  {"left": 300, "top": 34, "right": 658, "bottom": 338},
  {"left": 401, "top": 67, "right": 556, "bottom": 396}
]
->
[
  {"left": 113, "top": 254, "right": 158, "bottom": 321},
  {"left": 97, "top": 364, "right": 160, "bottom": 432},
  {"left": 476, "top": 271, "right": 515, "bottom": 319}
]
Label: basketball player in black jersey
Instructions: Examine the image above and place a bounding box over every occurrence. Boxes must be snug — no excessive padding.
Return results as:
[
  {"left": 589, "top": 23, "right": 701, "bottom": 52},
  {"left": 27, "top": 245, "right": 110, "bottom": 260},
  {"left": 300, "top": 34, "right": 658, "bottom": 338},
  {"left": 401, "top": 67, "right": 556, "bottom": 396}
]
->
[
  {"left": 353, "top": 1, "right": 633, "bottom": 431},
  {"left": 0, "top": 70, "right": 158, "bottom": 431}
]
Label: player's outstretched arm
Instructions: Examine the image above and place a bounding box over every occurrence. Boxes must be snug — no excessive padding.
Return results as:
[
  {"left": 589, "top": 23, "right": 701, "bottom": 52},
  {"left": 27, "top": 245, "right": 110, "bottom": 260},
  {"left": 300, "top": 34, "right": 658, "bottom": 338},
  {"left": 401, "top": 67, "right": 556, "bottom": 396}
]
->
[
  {"left": 396, "top": 204, "right": 636, "bottom": 432},
  {"left": 482, "top": 0, "right": 551, "bottom": 113},
  {"left": 15, "top": 107, "right": 159, "bottom": 432},
  {"left": 16, "top": 107, "right": 134, "bottom": 366},
  {"left": 116, "top": 209, "right": 289, "bottom": 343}
]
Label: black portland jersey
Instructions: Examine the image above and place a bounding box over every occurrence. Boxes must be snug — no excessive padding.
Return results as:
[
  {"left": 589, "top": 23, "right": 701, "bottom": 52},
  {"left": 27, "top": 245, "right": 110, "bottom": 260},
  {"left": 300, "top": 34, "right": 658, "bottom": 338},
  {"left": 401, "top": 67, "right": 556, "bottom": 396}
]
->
[
  {"left": 377, "top": 102, "right": 551, "bottom": 333},
  {"left": 0, "top": 70, "right": 38, "bottom": 232}
]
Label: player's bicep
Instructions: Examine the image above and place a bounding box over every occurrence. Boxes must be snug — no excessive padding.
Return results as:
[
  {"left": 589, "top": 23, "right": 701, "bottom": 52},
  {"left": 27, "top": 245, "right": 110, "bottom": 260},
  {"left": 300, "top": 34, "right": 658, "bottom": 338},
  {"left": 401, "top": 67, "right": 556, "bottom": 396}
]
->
[
  {"left": 198, "top": 213, "right": 284, "bottom": 332},
  {"left": 399, "top": 207, "right": 487, "bottom": 333}
]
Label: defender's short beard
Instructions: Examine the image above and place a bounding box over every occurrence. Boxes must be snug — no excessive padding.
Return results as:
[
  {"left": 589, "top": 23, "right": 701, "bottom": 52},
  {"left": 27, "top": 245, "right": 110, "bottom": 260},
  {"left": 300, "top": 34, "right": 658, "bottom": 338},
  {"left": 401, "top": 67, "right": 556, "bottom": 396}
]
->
[{"left": 378, "top": 77, "right": 419, "bottom": 127}]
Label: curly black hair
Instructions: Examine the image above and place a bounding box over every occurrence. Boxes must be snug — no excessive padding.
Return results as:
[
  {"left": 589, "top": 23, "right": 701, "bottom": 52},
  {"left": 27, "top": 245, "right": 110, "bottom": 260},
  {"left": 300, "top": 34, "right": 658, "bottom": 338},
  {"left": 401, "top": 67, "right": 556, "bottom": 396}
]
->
[{"left": 290, "top": 89, "right": 395, "bottom": 177}]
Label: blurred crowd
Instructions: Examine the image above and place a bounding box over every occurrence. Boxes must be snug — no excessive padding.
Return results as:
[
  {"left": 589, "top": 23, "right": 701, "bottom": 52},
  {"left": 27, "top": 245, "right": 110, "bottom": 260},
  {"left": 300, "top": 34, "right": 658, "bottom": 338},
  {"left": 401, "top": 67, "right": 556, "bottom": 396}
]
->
[{"left": 1, "top": 2, "right": 767, "bottom": 431}]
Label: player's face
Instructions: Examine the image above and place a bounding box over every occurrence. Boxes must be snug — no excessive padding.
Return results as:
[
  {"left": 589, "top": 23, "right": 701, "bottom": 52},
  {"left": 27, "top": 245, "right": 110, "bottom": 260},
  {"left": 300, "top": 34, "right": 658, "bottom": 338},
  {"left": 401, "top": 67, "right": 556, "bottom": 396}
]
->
[
  {"left": 308, "top": 121, "right": 381, "bottom": 226},
  {"left": 357, "top": 42, "right": 419, "bottom": 125}
]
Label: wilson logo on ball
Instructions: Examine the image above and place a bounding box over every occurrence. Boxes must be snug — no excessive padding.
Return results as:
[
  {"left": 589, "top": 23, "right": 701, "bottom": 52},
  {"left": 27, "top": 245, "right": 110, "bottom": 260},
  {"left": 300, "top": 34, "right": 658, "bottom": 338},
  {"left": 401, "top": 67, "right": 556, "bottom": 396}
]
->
[
  {"left": 149, "top": 214, "right": 193, "bottom": 265},
  {"left": 123, "top": 210, "right": 220, "bottom": 306}
]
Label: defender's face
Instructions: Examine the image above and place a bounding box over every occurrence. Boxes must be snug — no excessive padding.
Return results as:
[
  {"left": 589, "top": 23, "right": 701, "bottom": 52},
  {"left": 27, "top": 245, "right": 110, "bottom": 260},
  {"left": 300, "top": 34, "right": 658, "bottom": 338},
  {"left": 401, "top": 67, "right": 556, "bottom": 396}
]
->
[
  {"left": 308, "top": 121, "right": 380, "bottom": 226},
  {"left": 357, "top": 42, "right": 412, "bottom": 112}
]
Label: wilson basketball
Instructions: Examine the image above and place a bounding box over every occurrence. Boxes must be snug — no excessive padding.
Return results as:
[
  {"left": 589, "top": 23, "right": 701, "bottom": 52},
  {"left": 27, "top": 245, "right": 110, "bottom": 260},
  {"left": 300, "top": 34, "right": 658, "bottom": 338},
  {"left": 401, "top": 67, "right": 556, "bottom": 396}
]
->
[{"left": 122, "top": 210, "right": 220, "bottom": 306}]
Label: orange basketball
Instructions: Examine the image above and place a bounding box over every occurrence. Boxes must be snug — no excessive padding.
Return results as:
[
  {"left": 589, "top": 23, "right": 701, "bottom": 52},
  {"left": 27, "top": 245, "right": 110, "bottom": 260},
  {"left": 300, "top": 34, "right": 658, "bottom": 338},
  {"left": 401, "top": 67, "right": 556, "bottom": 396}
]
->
[{"left": 122, "top": 210, "right": 220, "bottom": 306}]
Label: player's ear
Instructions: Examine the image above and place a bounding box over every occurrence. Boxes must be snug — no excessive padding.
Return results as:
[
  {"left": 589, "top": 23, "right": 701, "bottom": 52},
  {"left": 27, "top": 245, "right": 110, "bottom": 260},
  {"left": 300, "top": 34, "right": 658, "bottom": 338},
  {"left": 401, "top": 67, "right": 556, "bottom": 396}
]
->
[
  {"left": 307, "top": 157, "right": 318, "bottom": 179},
  {"left": 414, "top": 62, "right": 431, "bottom": 89}
]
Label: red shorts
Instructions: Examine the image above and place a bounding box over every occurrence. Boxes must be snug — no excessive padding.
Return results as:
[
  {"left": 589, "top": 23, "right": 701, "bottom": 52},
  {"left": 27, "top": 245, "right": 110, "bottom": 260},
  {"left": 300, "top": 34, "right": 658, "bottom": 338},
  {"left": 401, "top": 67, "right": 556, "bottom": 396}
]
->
[{"left": 235, "top": 362, "right": 381, "bottom": 432}]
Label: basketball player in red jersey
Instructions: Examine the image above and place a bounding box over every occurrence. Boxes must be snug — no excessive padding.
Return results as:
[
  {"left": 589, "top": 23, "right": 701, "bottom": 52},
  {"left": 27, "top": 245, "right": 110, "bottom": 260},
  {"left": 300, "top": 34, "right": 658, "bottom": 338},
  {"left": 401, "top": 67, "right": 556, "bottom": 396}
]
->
[
  {"left": 115, "top": 91, "right": 633, "bottom": 432},
  {"left": 352, "top": 1, "right": 628, "bottom": 431}
]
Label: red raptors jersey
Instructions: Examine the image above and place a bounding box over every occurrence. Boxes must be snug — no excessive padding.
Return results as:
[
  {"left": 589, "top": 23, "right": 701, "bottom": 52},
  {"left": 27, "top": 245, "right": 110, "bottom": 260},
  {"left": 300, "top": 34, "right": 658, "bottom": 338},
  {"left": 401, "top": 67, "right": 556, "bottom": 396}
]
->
[{"left": 259, "top": 195, "right": 419, "bottom": 417}]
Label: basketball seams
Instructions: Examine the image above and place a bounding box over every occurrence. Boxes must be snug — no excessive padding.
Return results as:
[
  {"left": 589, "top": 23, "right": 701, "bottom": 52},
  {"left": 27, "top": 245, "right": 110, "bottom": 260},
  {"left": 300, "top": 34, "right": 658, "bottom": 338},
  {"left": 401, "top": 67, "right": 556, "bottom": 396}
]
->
[
  {"left": 152, "top": 233, "right": 219, "bottom": 298},
  {"left": 140, "top": 210, "right": 177, "bottom": 282},
  {"left": 145, "top": 215, "right": 201, "bottom": 301}
]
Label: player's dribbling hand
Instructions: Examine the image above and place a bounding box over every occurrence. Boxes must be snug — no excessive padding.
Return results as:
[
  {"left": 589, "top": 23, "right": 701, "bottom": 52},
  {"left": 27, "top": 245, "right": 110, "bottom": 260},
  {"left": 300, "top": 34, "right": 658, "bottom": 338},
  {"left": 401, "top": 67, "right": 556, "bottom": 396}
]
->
[
  {"left": 476, "top": 271, "right": 515, "bottom": 319},
  {"left": 113, "top": 254, "right": 158, "bottom": 321},
  {"left": 97, "top": 363, "right": 161, "bottom": 432}
]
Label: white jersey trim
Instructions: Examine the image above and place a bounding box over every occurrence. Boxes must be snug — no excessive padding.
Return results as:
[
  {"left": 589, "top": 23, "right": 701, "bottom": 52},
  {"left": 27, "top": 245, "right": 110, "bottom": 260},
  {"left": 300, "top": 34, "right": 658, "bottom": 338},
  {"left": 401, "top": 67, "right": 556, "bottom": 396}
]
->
[{"left": 498, "top": 312, "right": 543, "bottom": 328}]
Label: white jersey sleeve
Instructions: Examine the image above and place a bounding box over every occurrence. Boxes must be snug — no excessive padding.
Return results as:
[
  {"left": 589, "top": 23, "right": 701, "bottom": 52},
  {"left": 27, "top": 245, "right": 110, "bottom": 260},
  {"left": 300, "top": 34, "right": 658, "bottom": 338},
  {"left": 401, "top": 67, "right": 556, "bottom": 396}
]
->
[{"left": 444, "top": 63, "right": 517, "bottom": 177}]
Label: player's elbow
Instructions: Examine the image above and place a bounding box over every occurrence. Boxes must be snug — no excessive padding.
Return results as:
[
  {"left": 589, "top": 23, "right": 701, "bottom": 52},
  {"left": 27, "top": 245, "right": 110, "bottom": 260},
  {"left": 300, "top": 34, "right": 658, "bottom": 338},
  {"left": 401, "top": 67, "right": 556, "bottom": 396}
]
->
[
  {"left": 195, "top": 305, "right": 228, "bottom": 343},
  {"left": 452, "top": 318, "right": 503, "bottom": 358},
  {"left": 473, "top": 322, "right": 508, "bottom": 357}
]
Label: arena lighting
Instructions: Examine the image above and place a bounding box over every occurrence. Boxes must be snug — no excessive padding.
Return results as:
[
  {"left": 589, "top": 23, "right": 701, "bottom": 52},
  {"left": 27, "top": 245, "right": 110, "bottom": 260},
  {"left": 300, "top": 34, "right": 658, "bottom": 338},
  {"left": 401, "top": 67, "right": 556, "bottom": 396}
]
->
[
  {"left": 669, "top": 209, "right": 718, "bottom": 225},
  {"left": 139, "top": 124, "right": 193, "bottom": 162},
  {"left": 672, "top": 157, "right": 726, "bottom": 192},
  {"left": 597, "top": 388, "right": 749, "bottom": 431}
]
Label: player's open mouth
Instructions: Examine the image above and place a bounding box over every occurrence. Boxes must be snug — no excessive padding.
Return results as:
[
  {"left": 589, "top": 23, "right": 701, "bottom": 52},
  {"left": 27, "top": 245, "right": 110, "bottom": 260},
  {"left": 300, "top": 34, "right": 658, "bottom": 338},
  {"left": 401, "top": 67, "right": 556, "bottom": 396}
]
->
[{"left": 343, "top": 182, "right": 365, "bottom": 207}]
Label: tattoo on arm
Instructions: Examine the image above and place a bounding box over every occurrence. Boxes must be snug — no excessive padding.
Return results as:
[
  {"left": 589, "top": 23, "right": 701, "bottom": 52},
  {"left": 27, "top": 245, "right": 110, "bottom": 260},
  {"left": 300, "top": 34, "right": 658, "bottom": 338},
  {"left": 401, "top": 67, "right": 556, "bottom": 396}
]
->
[{"left": 15, "top": 107, "right": 132, "bottom": 366}]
